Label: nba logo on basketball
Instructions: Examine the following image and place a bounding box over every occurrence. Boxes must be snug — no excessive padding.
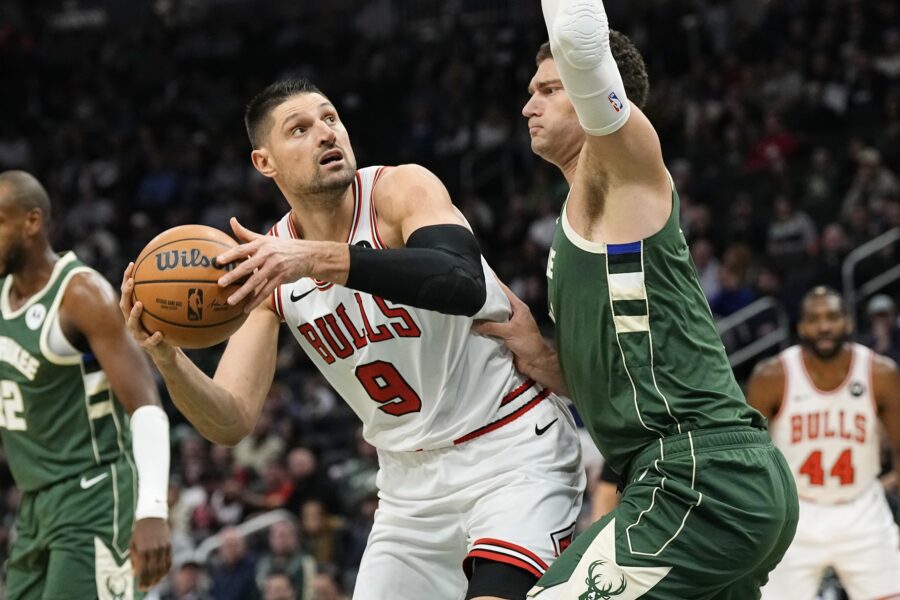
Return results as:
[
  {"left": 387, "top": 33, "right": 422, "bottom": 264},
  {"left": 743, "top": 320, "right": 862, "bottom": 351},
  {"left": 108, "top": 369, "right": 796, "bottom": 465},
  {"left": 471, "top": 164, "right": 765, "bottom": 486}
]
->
[
  {"left": 608, "top": 92, "right": 624, "bottom": 112},
  {"left": 187, "top": 288, "right": 203, "bottom": 321}
]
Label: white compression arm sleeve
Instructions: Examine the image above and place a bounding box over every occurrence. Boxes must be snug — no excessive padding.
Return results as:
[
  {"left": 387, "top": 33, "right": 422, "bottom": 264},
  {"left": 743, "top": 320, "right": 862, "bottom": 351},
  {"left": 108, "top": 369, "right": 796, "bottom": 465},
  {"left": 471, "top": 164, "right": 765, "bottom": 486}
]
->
[
  {"left": 131, "top": 405, "right": 170, "bottom": 520},
  {"left": 541, "top": 0, "right": 631, "bottom": 136}
]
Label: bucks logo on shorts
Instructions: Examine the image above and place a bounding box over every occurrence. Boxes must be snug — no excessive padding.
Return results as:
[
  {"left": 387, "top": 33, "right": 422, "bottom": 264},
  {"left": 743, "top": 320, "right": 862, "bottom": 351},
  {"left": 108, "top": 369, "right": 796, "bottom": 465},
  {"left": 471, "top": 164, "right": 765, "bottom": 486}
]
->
[
  {"left": 581, "top": 560, "right": 626, "bottom": 599},
  {"left": 105, "top": 573, "right": 128, "bottom": 600}
]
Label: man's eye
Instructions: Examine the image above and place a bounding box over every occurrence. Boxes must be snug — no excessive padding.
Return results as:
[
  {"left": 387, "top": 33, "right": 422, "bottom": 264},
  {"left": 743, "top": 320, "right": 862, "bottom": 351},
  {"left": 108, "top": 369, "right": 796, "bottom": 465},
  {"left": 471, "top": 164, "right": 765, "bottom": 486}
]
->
[{"left": 292, "top": 127, "right": 305, "bottom": 136}]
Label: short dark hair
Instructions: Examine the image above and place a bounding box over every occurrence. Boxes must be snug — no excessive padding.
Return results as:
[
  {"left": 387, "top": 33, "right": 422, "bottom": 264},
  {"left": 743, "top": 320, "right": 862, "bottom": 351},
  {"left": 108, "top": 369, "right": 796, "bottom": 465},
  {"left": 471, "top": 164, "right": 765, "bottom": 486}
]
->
[
  {"left": 535, "top": 31, "right": 650, "bottom": 109},
  {"left": 801, "top": 286, "right": 846, "bottom": 315},
  {"left": 0, "top": 170, "right": 52, "bottom": 220},
  {"left": 245, "top": 78, "right": 327, "bottom": 149}
]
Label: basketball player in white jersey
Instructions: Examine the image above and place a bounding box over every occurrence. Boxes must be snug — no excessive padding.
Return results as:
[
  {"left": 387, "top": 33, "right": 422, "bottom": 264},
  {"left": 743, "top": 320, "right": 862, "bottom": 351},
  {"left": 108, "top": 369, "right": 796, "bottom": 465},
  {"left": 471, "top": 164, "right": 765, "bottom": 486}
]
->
[
  {"left": 748, "top": 286, "right": 900, "bottom": 599},
  {"left": 119, "top": 78, "right": 584, "bottom": 600}
]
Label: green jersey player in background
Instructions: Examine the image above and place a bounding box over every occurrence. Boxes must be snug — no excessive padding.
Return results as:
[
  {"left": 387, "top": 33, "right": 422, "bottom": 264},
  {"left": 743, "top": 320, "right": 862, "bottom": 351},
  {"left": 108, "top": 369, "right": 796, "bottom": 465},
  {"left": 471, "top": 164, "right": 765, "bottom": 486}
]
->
[
  {"left": 0, "top": 171, "right": 171, "bottom": 599},
  {"left": 477, "top": 0, "right": 799, "bottom": 597}
]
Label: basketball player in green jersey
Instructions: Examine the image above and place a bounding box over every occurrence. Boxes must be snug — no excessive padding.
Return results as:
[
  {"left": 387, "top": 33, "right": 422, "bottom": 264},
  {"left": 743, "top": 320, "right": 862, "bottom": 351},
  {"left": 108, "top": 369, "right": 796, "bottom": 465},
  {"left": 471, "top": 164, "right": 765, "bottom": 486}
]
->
[
  {"left": 0, "top": 171, "right": 171, "bottom": 599},
  {"left": 476, "top": 1, "right": 799, "bottom": 597}
]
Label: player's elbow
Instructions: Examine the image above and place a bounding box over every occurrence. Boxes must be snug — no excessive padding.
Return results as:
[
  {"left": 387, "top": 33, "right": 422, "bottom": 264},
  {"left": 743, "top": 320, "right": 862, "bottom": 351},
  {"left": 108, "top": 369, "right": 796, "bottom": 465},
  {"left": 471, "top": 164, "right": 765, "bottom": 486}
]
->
[{"left": 419, "top": 268, "right": 487, "bottom": 317}]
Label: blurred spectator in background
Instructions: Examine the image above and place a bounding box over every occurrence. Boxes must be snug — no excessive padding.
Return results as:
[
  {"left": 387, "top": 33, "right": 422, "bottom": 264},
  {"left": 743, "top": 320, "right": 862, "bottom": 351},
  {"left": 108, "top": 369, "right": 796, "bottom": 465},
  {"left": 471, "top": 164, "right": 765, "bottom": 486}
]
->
[
  {"left": 210, "top": 528, "right": 259, "bottom": 600},
  {"left": 860, "top": 294, "right": 900, "bottom": 364},
  {"left": 256, "top": 521, "right": 314, "bottom": 600},
  {"left": 263, "top": 570, "right": 298, "bottom": 600},
  {"left": 161, "top": 554, "right": 210, "bottom": 600}
]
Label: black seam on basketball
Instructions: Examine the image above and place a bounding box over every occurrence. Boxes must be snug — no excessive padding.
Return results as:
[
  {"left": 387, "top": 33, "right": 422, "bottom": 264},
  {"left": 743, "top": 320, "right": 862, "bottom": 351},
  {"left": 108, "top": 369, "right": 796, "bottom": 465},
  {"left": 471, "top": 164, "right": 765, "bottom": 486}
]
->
[
  {"left": 140, "top": 307, "right": 246, "bottom": 328},
  {"left": 133, "top": 237, "right": 234, "bottom": 274}
]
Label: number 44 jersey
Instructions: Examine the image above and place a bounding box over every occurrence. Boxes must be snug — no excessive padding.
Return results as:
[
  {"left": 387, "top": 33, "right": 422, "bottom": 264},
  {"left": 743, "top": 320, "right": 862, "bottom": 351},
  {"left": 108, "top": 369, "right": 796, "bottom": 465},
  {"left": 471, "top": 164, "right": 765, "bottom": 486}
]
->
[
  {"left": 270, "top": 167, "right": 548, "bottom": 452},
  {"left": 769, "top": 343, "right": 881, "bottom": 504}
]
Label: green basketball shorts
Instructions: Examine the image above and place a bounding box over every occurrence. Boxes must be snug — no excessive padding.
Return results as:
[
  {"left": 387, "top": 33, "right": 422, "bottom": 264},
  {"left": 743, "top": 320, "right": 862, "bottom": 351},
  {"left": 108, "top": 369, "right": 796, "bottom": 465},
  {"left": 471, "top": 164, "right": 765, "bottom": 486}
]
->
[
  {"left": 5, "top": 457, "right": 143, "bottom": 600},
  {"left": 528, "top": 427, "right": 799, "bottom": 599}
]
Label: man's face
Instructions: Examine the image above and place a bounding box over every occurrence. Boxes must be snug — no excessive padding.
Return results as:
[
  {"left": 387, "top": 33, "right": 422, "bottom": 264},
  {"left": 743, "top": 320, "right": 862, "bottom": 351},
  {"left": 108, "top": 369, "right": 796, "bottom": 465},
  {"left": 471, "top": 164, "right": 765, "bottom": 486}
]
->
[
  {"left": 798, "top": 295, "right": 852, "bottom": 360},
  {"left": 522, "top": 59, "right": 585, "bottom": 165},
  {"left": 0, "top": 192, "right": 29, "bottom": 278},
  {"left": 264, "top": 575, "right": 295, "bottom": 600},
  {"left": 255, "top": 92, "right": 357, "bottom": 197}
]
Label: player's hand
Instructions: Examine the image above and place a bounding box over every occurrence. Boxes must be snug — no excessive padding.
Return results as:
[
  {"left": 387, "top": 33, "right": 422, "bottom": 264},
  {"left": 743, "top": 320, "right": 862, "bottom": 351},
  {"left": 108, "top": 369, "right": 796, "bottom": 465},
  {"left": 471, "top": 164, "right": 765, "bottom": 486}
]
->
[
  {"left": 119, "top": 263, "right": 176, "bottom": 364},
  {"left": 216, "top": 217, "right": 317, "bottom": 313},
  {"left": 130, "top": 517, "right": 171, "bottom": 591},
  {"left": 473, "top": 279, "right": 568, "bottom": 395}
]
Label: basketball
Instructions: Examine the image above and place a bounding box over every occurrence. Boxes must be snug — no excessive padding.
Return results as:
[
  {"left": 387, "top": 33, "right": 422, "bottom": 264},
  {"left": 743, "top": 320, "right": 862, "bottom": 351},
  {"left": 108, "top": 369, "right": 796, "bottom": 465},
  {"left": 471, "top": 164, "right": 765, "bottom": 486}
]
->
[{"left": 132, "top": 225, "right": 249, "bottom": 348}]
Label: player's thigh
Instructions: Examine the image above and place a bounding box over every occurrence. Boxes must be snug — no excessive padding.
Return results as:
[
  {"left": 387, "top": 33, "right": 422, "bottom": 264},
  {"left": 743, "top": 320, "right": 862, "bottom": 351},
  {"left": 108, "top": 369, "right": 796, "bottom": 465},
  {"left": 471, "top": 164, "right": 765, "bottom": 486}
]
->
[
  {"left": 464, "top": 441, "right": 584, "bottom": 584},
  {"left": 832, "top": 514, "right": 900, "bottom": 600},
  {"left": 758, "top": 512, "right": 830, "bottom": 600},
  {"left": 41, "top": 537, "right": 137, "bottom": 600},
  {"left": 6, "top": 493, "right": 48, "bottom": 600},
  {"left": 40, "top": 462, "right": 139, "bottom": 600},
  {"left": 353, "top": 499, "right": 467, "bottom": 600}
]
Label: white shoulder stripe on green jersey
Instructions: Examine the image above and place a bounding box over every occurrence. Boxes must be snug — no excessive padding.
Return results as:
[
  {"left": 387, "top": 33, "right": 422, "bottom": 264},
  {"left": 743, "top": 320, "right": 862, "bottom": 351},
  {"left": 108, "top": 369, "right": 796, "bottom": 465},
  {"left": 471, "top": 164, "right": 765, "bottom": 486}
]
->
[
  {"left": 39, "top": 265, "right": 95, "bottom": 366},
  {"left": 1, "top": 252, "right": 77, "bottom": 319}
]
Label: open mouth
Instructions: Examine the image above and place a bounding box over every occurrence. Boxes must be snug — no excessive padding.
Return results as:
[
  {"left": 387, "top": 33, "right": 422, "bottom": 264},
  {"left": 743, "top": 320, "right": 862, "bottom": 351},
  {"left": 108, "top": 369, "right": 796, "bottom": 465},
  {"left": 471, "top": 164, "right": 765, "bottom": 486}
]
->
[{"left": 319, "top": 149, "right": 343, "bottom": 166}]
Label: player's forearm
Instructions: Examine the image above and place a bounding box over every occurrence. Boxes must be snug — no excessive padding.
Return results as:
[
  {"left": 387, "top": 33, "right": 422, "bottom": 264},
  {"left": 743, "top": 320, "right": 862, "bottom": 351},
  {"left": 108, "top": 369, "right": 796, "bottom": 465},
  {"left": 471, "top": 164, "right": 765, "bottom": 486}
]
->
[
  {"left": 541, "top": 0, "right": 631, "bottom": 136},
  {"left": 131, "top": 405, "right": 170, "bottom": 520},
  {"left": 150, "top": 349, "right": 252, "bottom": 446}
]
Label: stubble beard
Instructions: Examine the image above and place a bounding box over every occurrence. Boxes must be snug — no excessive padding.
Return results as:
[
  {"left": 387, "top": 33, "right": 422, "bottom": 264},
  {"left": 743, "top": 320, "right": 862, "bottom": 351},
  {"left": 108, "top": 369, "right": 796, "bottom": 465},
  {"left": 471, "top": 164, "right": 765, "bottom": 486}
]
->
[{"left": 0, "top": 240, "right": 25, "bottom": 278}]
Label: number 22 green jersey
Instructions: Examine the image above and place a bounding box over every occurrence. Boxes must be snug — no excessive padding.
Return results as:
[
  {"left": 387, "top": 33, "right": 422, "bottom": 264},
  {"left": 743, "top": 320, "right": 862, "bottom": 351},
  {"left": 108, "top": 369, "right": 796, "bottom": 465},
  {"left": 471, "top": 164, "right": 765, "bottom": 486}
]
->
[
  {"left": 0, "top": 252, "right": 131, "bottom": 492},
  {"left": 547, "top": 188, "right": 765, "bottom": 474}
]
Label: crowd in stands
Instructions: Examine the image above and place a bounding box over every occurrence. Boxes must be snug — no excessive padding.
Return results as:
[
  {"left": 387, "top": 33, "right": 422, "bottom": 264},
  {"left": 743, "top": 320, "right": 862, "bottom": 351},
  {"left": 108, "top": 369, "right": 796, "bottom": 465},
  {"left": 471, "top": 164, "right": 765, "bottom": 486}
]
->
[{"left": 1, "top": 0, "right": 898, "bottom": 597}]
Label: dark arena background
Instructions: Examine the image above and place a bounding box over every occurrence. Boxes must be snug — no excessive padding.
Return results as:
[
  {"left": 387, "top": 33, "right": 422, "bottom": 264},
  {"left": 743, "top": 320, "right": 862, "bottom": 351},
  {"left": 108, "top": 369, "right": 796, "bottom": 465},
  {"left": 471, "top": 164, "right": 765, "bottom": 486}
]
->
[{"left": 1, "top": 1, "right": 898, "bottom": 599}]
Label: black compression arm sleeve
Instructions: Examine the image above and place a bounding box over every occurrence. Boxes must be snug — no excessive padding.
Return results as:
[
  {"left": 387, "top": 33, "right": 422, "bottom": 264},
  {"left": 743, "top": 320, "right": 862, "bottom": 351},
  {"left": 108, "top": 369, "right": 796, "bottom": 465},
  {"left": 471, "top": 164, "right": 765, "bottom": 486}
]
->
[{"left": 345, "top": 224, "right": 487, "bottom": 316}]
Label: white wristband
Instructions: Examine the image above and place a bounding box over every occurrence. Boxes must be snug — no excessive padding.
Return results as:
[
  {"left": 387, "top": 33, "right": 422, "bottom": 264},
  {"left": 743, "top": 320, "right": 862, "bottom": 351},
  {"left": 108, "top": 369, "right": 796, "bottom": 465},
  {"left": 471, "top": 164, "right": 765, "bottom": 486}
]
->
[
  {"left": 131, "top": 405, "right": 170, "bottom": 520},
  {"left": 543, "top": 0, "right": 631, "bottom": 136}
]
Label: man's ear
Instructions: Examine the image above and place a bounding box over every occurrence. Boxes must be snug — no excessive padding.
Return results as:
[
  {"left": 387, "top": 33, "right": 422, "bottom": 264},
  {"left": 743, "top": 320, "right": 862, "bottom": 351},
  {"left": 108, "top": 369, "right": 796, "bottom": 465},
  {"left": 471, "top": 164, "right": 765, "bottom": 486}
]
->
[
  {"left": 24, "top": 208, "right": 44, "bottom": 236},
  {"left": 251, "top": 148, "right": 277, "bottom": 179}
]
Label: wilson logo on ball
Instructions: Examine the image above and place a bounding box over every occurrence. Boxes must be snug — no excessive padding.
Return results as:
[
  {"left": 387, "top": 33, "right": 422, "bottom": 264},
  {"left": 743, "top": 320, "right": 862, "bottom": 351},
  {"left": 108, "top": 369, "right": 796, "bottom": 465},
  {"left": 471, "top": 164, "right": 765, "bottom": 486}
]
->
[{"left": 155, "top": 248, "right": 235, "bottom": 272}]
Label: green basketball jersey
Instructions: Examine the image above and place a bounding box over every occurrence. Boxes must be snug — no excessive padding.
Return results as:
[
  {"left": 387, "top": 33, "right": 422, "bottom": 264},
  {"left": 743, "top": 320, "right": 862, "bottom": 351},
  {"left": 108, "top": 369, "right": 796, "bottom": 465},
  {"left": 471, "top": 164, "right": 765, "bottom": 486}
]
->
[
  {"left": 0, "top": 252, "right": 132, "bottom": 492},
  {"left": 547, "top": 188, "right": 765, "bottom": 474}
]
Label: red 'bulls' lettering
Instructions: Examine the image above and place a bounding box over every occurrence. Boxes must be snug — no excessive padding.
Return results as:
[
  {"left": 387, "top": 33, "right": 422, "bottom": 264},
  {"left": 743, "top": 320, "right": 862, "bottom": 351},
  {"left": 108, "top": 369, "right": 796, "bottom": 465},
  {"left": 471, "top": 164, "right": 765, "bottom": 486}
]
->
[
  {"left": 790, "top": 410, "right": 866, "bottom": 444},
  {"left": 297, "top": 296, "right": 422, "bottom": 362}
]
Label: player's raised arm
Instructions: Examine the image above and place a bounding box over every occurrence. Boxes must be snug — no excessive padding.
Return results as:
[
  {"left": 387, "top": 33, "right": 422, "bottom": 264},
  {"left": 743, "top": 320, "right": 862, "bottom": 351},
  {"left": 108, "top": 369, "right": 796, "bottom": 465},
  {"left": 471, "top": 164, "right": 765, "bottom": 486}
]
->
[
  {"left": 873, "top": 356, "right": 900, "bottom": 492},
  {"left": 61, "top": 271, "right": 172, "bottom": 589},
  {"left": 534, "top": 0, "right": 671, "bottom": 240},
  {"left": 746, "top": 356, "right": 786, "bottom": 420},
  {"left": 119, "top": 263, "right": 280, "bottom": 447}
]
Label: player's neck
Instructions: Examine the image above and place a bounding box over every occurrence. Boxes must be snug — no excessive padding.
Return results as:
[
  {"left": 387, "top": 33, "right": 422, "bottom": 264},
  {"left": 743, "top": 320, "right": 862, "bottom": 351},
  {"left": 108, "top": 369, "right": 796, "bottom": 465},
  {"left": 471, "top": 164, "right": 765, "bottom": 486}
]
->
[
  {"left": 800, "top": 345, "right": 853, "bottom": 385},
  {"left": 558, "top": 149, "right": 580, "bottom": 186},
  {"left": 10, "top": 247, "right": 59, "bottom": 308},
  {"left": 289, "top": 185, "right": 356, "bottom": 242}
]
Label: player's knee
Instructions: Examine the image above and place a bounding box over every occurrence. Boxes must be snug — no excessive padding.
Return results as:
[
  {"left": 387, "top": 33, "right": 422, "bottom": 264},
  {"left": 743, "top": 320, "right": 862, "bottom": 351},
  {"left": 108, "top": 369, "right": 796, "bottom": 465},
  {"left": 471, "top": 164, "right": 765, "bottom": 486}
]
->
[{"left": 551, "top": 0, "right": 611, "bottom": 70}]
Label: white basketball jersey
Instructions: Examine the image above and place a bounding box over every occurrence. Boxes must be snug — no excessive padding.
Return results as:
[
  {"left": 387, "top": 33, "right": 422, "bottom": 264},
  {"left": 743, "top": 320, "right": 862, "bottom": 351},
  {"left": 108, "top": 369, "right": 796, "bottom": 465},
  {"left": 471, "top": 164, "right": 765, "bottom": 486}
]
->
[
  {"left": 770, "top": 344, "right": 880, "bottom": 504},
  {"left": 270, "top": 166, "right": 548, "bottom": 451}
]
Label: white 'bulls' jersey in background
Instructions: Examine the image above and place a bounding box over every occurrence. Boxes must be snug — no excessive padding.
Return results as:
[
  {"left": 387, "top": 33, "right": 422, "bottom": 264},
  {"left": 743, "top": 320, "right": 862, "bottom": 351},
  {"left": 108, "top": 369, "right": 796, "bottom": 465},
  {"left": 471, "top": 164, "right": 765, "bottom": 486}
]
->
[
  {"left": 269, "top": 166, "right": 548, "bottom": 451},
  {"left": 769, "top": 343, "right": 880, "bottom": 503}
]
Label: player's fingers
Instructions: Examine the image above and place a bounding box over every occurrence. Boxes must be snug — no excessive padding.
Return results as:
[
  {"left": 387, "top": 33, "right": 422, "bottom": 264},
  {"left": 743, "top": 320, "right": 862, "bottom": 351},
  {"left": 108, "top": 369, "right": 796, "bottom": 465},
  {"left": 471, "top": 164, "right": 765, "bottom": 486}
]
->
[
  {"left": 120, "top": 262, "right": 134, "bottom": 290},
  {"left": 244, "top": 279, "right": 278, "bottom": 314},
  {"left": 226, "top": 269, "right": 268, "bottom": 307},
  {"left": 119, "top": 277, "right": 135, "bottom": 317},
  {"left": 472, "top": 320, "right": 508, "bottom": 339},
  {"left": 230, "top": 217, "right": 261, "bottom": 243},
  {"left": 217, "top": 251, "right": 261, "bottom": 287},
  {"left": 142, "top": 330, "right": 165, "bottom": 349}
]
